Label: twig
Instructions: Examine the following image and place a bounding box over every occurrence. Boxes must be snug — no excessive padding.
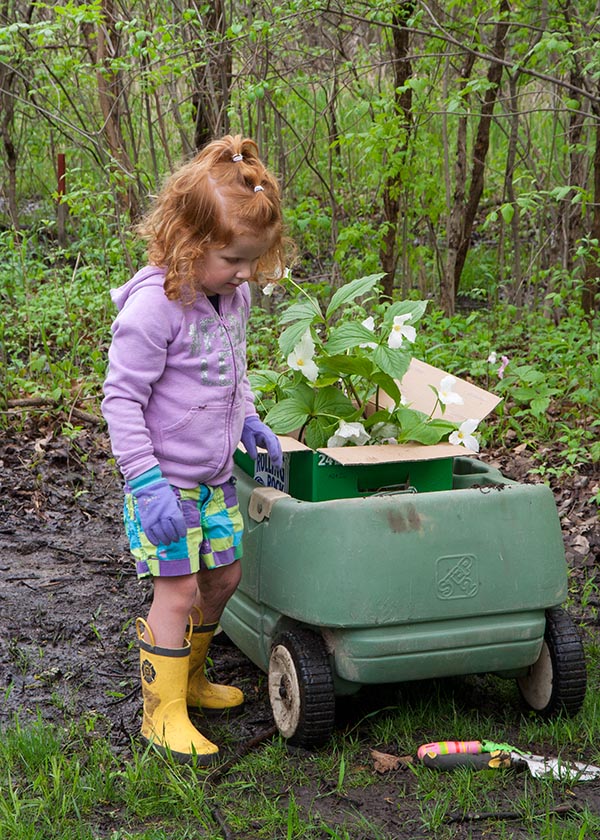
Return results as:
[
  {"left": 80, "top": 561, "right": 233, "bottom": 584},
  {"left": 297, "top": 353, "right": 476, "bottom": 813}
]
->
[
  {"left": 204, "top": 724, "right": 278, "bottom": 785},
  {"left": 4, "top": 398, "right": 101, "bottom": 425},
  {"left": 448, "top": 801, "right": 579, "bottom": 824},
  {"left": 105, "top": 686, "right": 139, "bottom": 707},
  {"left": 211, "top": 806, "right": 236, "bottom": 840}
]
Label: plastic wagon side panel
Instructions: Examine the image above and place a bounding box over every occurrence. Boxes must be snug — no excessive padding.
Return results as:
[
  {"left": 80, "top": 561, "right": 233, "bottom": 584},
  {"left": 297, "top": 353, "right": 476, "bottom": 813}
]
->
[{"left": 254, "top": 484, "right": 567, "bottom": 628}]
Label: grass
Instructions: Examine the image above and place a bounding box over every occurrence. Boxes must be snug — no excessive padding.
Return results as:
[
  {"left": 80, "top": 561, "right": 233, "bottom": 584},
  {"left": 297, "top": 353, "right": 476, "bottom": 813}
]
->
[{"left": 3, "top": 658, "right": 600, "bottom": 838}]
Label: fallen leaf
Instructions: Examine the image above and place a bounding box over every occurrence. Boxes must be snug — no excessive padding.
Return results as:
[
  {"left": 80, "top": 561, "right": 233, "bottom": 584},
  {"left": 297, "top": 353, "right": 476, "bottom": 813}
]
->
[
  {"left": 572, "top": 535, "right": 590, "bottom": 554},
  {"left": 34, "top": 432, "right": 53, "bottom": 454},
  {"left": 371, "top": 749, "right": 413, "bottom": 773}
]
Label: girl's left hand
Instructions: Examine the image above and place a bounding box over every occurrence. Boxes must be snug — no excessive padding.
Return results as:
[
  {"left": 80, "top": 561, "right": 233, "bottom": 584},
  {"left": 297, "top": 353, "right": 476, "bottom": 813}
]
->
[{"left": 241, "top": 416, "right": 283, "bottom": 468}]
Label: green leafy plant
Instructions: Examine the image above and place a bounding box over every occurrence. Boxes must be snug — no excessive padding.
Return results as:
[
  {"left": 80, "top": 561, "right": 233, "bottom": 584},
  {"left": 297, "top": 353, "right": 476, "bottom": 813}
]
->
[{"left": 251, "top": 273, "right": 474, "bottom": 451}]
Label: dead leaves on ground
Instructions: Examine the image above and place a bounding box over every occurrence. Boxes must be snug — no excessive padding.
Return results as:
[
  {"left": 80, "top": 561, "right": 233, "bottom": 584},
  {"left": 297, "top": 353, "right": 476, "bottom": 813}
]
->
[{"left": 371, "top": 749, "right": 414, "bottom": 774}]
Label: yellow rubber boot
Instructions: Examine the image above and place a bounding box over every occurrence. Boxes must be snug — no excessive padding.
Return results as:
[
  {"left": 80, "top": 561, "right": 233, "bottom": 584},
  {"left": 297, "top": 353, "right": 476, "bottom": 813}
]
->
[
  {"left": 137, "top": 618, "right": 219, "bottom": 764},
  {"left": 186, "top": 618, "right": 244, "bottom": 712}
]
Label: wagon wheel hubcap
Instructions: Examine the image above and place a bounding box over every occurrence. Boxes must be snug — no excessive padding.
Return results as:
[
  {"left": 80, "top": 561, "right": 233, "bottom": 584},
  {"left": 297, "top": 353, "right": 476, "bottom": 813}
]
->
[
  {"left": 269, "top": 645, "right": 301, "bottom": 738},
  {"left": 518, "top": 641, "right": 553, "bottom": 710}
]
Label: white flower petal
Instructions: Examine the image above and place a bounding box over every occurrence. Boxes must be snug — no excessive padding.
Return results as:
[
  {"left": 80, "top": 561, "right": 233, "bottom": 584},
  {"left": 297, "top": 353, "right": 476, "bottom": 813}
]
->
[
  {"left": 449, "top": 419, "right": 480, "bottom": 452},
  {"left": 287, "top": 330, "right": 316, "bottom": 377},
  {"left": 327, "top": 420, "right": 370, "bottom": 447},
  {"left": 440, "top": 391, "right": 464, "bottom": 406},
  {"left": 301, "top": 358, "right": 319, "bottom": 382},
  {"left": 387, "top": 329, "right": 405, "bottom": 349},
  {"left": 362, "top": 316, "right": 375, "bottom": 332},
  {"left": 402, "top": 324, "right": 416, "bottom": 343},
  {"left": 388, "top": 314, "right": 416, "bottom": 348},
  {"left": 438, "top": 375, "right": 464, "bottom": 406},
  {"left": 462, "top": 418, "right": 480, "bottom": 435},
  {"left": 463, "top": 434, "right": 480, "bottom": 453}
]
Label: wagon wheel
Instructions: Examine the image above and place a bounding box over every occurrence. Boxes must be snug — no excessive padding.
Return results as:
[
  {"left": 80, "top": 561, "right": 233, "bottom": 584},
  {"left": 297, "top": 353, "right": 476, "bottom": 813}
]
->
[
  {"left": 268, "top": 628, "right": 336, "bottom": 748},
  {"left": 517, "top": 607, "right": 587, "bottom": 717}
]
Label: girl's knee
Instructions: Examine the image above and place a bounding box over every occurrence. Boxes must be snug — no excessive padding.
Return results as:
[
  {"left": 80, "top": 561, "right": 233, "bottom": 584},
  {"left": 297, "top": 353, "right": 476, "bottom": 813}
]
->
[
  {"left": 153, "top": 574, "right": 199, "bottom": 614},
  {"left": 199, "top": 560, "right": 241, "bottom": 598}
]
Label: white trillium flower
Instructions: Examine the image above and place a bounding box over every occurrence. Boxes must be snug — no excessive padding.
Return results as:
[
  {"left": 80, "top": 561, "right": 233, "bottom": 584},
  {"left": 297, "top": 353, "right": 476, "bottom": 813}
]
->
[
  {"left": 487, "top": 351, "right": 497, "bottom": 364},
  {"left": 388, "top": 314, "right": 416, "bottom": 349},
  {"left": 327, "top": 420, "right": 371, "bottom": 448},
  {"left": 438, "top": 375, "right": 464, "bottom": 406},
  {"left": 449, "top": 418, "right": 480, "bottom": 453},
  {"left": 262, "top": 282, "right": 277, "bottom": 296},
  {"left": 360, "top": 316, "right": 378, "bottom": 349},
  {"left": 287, "top": 330, "right": 319, "bottom": 382}
]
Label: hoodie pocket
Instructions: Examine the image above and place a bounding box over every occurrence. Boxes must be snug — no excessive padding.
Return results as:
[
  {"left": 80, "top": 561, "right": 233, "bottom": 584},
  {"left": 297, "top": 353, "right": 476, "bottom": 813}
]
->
[{"left": 156, "top": 403, "right": 239, "bottom": 472}]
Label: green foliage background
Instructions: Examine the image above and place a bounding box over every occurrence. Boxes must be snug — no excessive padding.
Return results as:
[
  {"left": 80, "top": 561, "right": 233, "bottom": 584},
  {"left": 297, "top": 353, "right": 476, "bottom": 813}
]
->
[{"left": 0, "top": 1, "right": 598, "bottom": 485}]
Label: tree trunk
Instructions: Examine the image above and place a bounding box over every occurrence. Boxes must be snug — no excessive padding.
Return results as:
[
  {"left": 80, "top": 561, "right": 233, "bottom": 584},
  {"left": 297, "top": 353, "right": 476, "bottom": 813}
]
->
[
  {"left": 0, "top": 0, "right": 33, "bottom": 228},
  {"left": 564, "top": 69, "right": 586, "bottom": 271},
  {"left": 504, "top": 72, "right": 522, "bottom": 305},
  {"left": 582, "top": 114, "right": 600, "bottom": 313},
  {"left": 191, "top": 0, "right": 231, "bottom": 151},
  {"left": 453, "top": 0, "right": 510, "bottom": 298},
  {"left": 85, "top": 0, "right": 140, "bottom": 219},
  {"left": 380, "top": 2, "right": 415, "bottom": 300},
  {"left": 442, "top": 52, "right": 476, "bottom": 317}
]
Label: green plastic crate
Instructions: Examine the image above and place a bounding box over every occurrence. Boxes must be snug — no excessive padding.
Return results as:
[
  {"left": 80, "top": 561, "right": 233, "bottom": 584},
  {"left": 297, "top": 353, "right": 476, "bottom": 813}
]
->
[{"left": 234, "top": 446, "right": 454, "bottom": 501}]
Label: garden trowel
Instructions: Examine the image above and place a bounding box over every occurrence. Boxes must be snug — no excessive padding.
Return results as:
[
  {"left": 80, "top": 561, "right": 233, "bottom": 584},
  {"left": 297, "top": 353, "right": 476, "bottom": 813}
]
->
[{"left": 417, "top": 740, "right": 600, "bottom": 781}]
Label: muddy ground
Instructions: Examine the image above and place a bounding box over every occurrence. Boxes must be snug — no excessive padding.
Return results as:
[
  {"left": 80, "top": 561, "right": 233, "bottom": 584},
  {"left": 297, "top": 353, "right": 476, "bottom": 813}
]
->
[{"left": 0, "top": 421, "right": 599, "bottom": 838}]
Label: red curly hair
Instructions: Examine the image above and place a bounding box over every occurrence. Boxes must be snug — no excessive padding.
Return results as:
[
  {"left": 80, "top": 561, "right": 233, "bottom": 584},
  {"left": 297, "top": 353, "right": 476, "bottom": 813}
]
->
[{"left": 137, "top": 135, "right": 287, "bottom": 301}]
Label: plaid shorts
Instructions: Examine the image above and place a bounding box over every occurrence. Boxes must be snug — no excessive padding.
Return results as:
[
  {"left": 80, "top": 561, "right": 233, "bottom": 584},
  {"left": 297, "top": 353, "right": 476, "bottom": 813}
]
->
[{"left": 123, "top": 477, "right": 244, "bottom": 579}]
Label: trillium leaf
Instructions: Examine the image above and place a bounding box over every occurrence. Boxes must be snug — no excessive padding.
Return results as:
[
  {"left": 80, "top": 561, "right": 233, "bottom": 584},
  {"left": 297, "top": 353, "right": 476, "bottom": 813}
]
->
[
  {"left": 394, "top": 407, "right": 456, "bottom": 444},
  {"left": 249, "top": 369, "right": 280, "bottom": 393},
  {"left": 264, "top": 398, "right": 310, "bottom": 433},
  {"left": 278, "top": 320, "right": 315, "bottom": 357},
  {"left": 279, "top": 298, "right": 322, "bottom": 325},
  {"left": 314, "top": 373, "right": 341, "bottom": 387},
  {"left": 304, "top": 417, "right": 336, "bottom": 449},
  {"left": 370, "top": 371, "right": 401, "bottom": 405},
  {"left": 364, "top": 408, "right": 393, "bottom": 428},
  {"left": 318, "top": 354, "right": 374, "bottom": 378},
  {"left": 325, "top": 322, "right": 380, "bottom": 354},
  {"left": 313, "top": 385, "right": 356, "bottom": 417},
  {"left": 373, "top": 345, "right": 411, "bottom": 381},
  {"left": 325, "top": 273, "right": 384, "bottom": 319},
  {"left": 383, "top": 299, "right": 428, "bottom": 325}
]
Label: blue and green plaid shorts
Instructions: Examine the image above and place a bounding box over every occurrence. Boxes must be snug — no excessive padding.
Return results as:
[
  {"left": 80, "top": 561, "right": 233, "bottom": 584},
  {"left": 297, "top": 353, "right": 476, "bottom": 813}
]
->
[{"left": 123, "top": 477, "right": 243, "bottom": 579}]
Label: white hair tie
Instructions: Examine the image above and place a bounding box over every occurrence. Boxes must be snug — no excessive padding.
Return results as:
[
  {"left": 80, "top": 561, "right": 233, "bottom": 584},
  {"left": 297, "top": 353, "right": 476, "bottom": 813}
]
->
[
  {"left": 232, "top": 153, "right": 243, "bottom": 162},
  {"left": 254, "top": 185, "right": 264, "bottom": 192}
]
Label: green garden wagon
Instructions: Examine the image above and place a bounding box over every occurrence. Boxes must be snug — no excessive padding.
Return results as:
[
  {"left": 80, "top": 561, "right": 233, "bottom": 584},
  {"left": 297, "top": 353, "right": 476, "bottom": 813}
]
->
[{"left": 221, "top": 440, "right": 587, "bottom": 748}]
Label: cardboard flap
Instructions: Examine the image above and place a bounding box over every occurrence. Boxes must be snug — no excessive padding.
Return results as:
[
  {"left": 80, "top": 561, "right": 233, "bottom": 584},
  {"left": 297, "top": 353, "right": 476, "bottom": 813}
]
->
[
  {"left": 316, "top": 442, "right": 471, "bottom": 465},
  {"left": 378, "top": 358, "right": 502, "bottom": 423}
]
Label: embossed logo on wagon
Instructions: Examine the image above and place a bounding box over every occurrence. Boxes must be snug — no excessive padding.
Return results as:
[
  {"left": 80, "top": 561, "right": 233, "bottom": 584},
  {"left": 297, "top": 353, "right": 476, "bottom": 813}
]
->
[{"left": 436, "top": 554, "right": 479, "bottom": 599}]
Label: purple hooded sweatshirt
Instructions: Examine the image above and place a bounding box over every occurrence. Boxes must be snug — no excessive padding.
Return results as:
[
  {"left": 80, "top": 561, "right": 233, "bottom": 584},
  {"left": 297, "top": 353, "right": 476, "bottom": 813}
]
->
[{"left": 102, "top": 266, "right": 257, "bottom": 488}]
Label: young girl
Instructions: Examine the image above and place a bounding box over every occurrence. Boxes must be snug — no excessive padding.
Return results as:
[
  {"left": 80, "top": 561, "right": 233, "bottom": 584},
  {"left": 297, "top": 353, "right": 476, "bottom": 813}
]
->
[{"left": 102, "top": 135, "right": 285, "bottom": 764}]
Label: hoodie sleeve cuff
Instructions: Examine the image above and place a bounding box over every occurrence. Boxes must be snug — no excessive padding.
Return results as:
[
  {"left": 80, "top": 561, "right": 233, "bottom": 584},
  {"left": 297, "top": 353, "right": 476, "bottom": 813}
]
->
[{"left": 128, "top": 465, "right": 164, "bottom": 491}]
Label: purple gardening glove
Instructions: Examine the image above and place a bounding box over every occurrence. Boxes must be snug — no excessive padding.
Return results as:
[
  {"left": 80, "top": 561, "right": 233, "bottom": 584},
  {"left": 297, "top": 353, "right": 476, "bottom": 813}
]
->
[
  {"left": 129, "top": 466, "right": 187, "bottom": 547},
  {"left": 241, "top": 415, "right": 283, "bottom": 468}
]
